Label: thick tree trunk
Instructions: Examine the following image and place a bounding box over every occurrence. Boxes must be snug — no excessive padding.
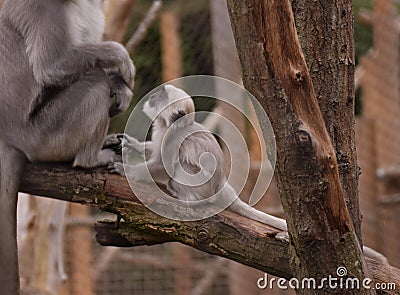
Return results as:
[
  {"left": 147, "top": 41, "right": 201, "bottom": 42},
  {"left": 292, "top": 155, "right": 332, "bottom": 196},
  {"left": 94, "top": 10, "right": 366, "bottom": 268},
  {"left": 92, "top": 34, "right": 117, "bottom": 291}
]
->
[
  {"left": 226, "top": 1, "right": 373, "bottom": 294},
  {"left": 292, "top": 0, "right": 361, "bottom": 243}
]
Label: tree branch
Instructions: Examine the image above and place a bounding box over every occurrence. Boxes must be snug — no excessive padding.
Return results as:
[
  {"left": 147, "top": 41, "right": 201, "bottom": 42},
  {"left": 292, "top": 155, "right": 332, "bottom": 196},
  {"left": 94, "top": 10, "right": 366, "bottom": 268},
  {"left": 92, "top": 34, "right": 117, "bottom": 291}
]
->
[
  {"left": 19, "top": 163, "right": 400, "bottom": 294},
  {"left": 226, "top": 0, "right": 372, "bottom": 293},
  {"left": 292, "top": 0, "right": 361, "bottom": 242},
  {"left": 125, "top": 0, "right": 162, "bottom": 53},
  {"left": 20, "top": 163, "right": 290, "bottom": 278}
]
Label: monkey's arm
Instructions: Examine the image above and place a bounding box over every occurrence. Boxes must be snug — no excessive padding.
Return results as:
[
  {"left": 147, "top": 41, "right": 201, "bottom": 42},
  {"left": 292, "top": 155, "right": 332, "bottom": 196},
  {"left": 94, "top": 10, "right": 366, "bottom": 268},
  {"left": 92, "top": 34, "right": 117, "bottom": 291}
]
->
[
  {"left": 51, "top": 42, "right": 135, "bottom": 88},
  {"left": 104, "top": 134, "right": 152, "bottom": 158},
  {"left": 13, "top": 0, "right": 135, "bottom": 89},
  {"left": 123, "top": 135, "right": 152, "bottom": 156}
]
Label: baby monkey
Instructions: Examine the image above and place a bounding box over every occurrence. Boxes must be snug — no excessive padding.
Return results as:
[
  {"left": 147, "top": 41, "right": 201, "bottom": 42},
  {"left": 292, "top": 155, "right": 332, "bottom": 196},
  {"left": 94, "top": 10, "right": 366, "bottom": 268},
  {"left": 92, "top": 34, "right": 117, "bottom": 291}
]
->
[{"left": 108, "top": 85, "right": 287, "bottom": 231}]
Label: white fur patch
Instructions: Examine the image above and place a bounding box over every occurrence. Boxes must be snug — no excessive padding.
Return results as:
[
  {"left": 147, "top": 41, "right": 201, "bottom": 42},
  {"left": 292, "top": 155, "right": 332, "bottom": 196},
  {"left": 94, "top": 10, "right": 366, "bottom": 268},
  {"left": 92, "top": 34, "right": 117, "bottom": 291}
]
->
[
  {"left": 164, "top": 85, "right": 191, "bottom": 104},
  {"left": 65, "top": 0, "right": 105, "bottom": 44}
]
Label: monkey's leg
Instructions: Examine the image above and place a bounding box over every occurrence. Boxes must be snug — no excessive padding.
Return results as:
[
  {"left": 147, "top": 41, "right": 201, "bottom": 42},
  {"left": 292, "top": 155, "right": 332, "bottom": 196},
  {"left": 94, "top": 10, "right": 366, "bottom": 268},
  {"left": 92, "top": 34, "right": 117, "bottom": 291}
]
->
[
  {"left": 26, "top": 68, "right": 116, "bottom": 168},
  {"left": 72, "top": 71, "right": 117, "bottom": 168},
  {"left": 124, "top": 136, "right": 152, "bottom": 155}
]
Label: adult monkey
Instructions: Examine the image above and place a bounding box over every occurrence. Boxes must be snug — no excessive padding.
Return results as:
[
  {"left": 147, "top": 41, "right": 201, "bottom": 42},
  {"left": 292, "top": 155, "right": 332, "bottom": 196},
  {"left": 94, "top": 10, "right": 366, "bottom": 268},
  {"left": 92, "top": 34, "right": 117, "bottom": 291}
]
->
[{"left": 0, "top": 0, "right": 135, "bottom": 293}]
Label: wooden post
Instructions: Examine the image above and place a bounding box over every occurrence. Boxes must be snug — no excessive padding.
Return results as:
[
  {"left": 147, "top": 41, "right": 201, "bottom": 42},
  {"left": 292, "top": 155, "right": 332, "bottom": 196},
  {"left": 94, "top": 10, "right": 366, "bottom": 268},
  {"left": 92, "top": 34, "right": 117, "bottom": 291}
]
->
[
  {"left": 161, "top": 11, "right": 192, "bottom": 295},
  {"left": 161, "top": 11, "right": 183, "bottom": 82},
  {"left": 103, "top": 0, "right": 135, "bottom": 42},
  {"left": 355, "top": 119, "right": 379, "bottom": 250},
  {"left": 209, "top": 1, "right": 272, "bottom": 294},
  {"left": 67, "top": 204, "right": 94, "bottom": 295},
  {"left": 359, "top": 0, "right": 400, "bottom": 266}
]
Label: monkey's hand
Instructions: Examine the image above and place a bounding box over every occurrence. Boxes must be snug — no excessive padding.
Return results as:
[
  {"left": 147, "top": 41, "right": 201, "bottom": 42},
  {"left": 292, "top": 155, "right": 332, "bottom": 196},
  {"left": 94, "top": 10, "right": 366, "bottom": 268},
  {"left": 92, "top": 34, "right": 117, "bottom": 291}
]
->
[
  {"left": 103, "top": 134, "right": 124, "bottom": 155},
  {"left": 104, "top": 133, "right": 149, "bottom": 157},
  {"left": 108, "top": 161, "right": 125, "bottom": 176},
  {"left": 96, "top": 42, "right": 136, "bottom": 90},
  {"left": 108, "top": 71, "right": 133, "bottom": 117}
]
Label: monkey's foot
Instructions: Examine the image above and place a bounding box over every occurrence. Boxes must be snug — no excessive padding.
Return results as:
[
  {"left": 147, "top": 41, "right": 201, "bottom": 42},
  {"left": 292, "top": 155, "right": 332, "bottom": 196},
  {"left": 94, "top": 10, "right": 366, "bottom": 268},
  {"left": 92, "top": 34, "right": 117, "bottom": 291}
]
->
[{"left": 107, "top": 161, "right": 125, "bottom": 176}]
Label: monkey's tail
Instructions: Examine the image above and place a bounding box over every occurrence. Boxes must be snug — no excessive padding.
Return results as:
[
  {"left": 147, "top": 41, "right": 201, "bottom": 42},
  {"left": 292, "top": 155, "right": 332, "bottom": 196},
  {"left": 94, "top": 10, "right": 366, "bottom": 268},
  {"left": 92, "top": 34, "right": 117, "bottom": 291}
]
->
[
  {"left": 0, "top": 145, "right": 26, "bottom": 294},
  {"left": 223, "top": 184, "right": 287, "bottom": 231}
]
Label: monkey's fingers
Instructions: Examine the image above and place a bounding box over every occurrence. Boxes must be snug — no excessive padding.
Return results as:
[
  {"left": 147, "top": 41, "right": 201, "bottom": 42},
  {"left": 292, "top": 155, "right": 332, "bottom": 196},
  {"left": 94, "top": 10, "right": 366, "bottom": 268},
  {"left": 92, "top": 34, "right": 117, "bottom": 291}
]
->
[
  {"left": 103, "top": 134, "right": 124, "bottom": 155},
  {"left": 107, "top": 162, "right": 126, "bottom": 176},
  {"left": 119, "top": 59, "right": 136, "bottom": 90}
]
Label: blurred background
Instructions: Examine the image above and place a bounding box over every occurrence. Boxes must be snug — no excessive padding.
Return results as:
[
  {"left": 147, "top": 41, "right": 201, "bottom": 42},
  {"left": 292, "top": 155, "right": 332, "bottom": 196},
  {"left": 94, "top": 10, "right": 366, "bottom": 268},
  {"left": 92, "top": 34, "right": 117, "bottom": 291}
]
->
[{"left": 3, "top": 0, "right": 399, "bottom": 294}]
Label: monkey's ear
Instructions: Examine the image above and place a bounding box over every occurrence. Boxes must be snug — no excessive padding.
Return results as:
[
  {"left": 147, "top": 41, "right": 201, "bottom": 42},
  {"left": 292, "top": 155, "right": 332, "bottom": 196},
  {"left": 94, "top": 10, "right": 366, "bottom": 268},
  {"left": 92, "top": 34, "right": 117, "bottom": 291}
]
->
[
  {"left": 163, "top": 84, "right": 183, "bottom": 100},
  {"left": 159, "top": 85, "right": 169, "bottom": 99}
]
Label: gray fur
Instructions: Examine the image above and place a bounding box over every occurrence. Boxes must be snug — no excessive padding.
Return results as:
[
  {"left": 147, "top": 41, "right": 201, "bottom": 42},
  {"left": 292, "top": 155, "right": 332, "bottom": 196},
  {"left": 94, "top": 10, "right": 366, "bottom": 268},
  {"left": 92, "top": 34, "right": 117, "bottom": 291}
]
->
[
  {"left": 0, "top": 0, "right": 135, "bottom": 293},
  {"left": 110, "top": 85, "right": 287, "bottom": 231}
]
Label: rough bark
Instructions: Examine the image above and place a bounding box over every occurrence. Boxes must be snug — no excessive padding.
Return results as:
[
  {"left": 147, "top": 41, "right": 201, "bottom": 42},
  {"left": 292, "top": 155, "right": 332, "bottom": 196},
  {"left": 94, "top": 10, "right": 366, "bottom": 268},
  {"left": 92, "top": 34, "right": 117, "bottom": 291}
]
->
[
  {"left": 18, "top": 163, "right": 400, "bottom": 294},
  {"left": 20, "top": 163, "right": 291, "bottom": 278},
  {"left": 226, "top": 1, "right": 372, "bottom": 294},
  {"left": 292, "top": 0, "right": 361, "bottom": 243}
]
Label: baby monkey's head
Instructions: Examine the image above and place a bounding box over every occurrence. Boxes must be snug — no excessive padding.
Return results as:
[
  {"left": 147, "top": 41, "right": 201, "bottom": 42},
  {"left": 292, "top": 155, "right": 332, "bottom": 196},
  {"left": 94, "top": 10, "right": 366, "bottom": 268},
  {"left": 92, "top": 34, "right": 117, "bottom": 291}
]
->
[{"left": 143, "top": 85, "right": 195, "bottom": 127}]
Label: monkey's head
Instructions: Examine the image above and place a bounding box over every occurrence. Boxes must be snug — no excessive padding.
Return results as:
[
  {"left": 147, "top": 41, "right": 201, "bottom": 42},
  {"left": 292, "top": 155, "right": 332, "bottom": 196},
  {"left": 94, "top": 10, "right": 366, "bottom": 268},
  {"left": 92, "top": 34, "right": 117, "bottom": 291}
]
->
[{"left": 143, "top": 85, "right": 195, "bottom": 127}]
